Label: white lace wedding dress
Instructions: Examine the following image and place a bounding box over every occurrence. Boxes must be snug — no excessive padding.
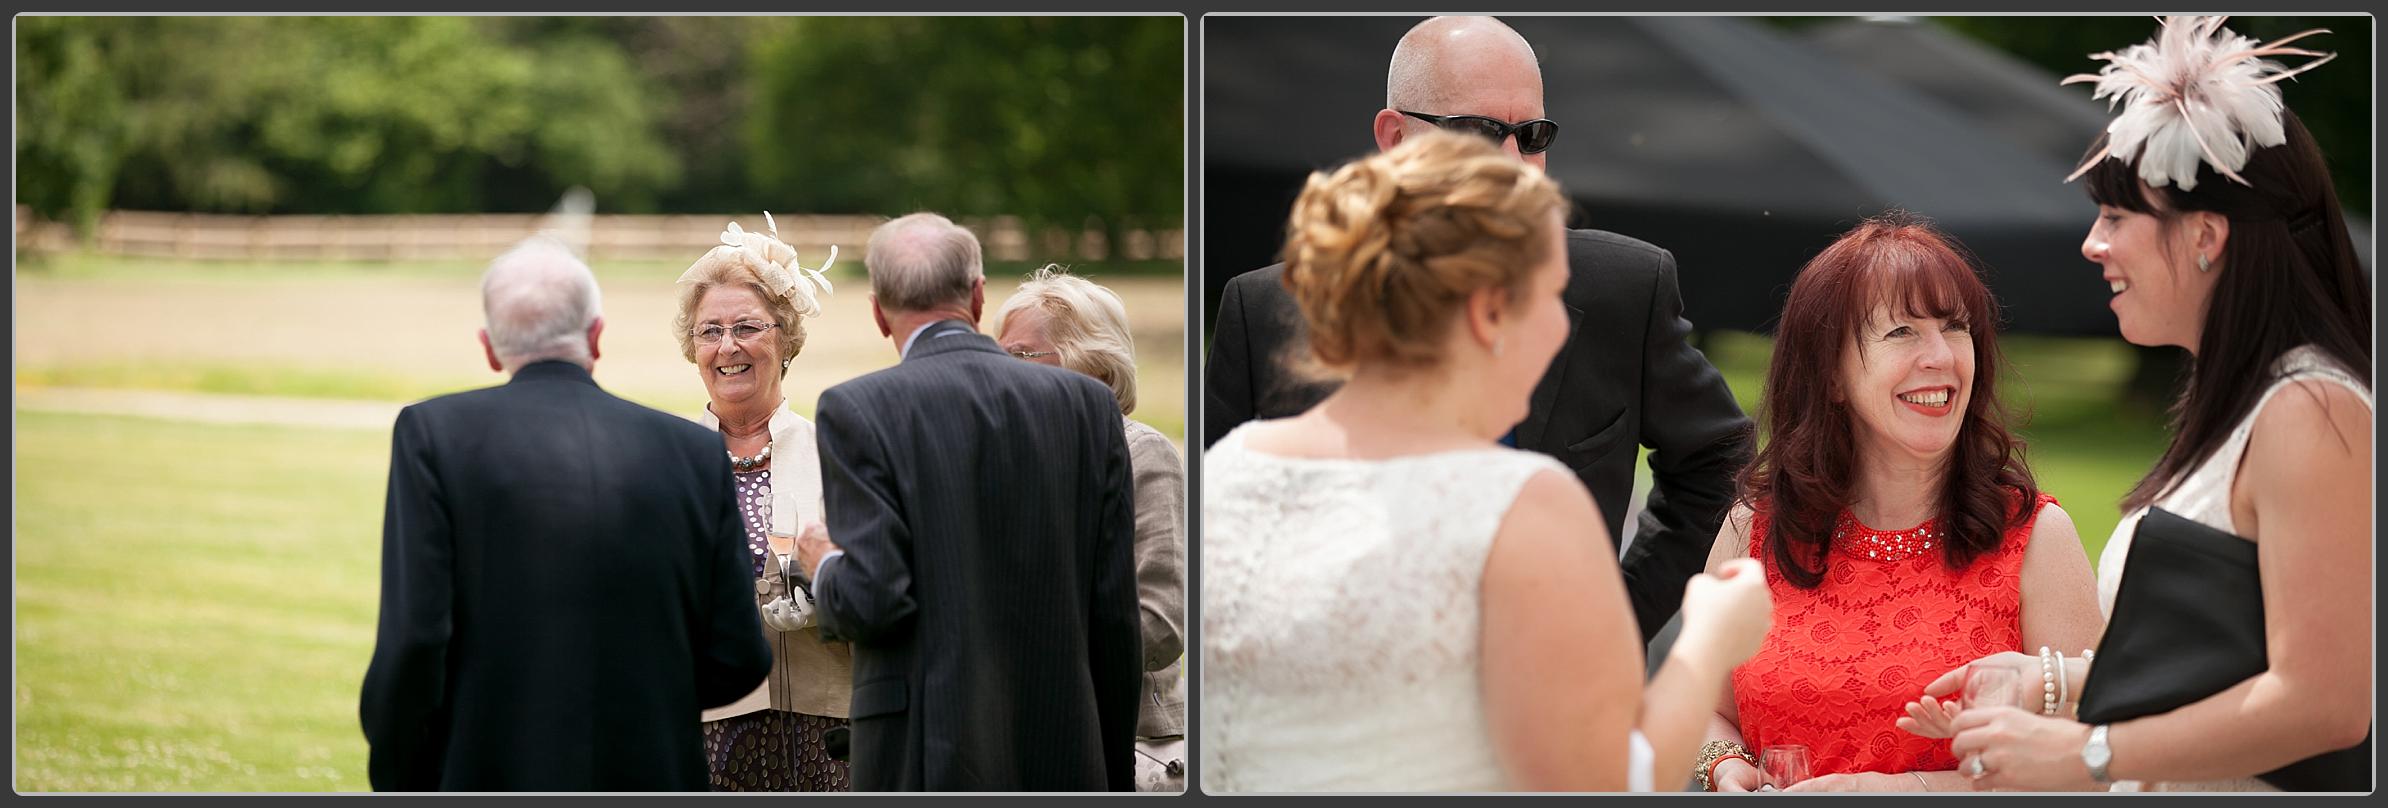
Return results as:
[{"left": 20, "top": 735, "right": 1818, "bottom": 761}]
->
[
  {"left": 1199, "top": 423, "right": 1575, "bottom": 792},
  {"left": 2094, "top": 345, "right": 2371, "bottom": 792}
]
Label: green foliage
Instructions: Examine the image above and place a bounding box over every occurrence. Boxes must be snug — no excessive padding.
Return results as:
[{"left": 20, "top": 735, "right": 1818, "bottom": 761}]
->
[
  {"left": 15, "top": 17, "right": 136, "bottom": 234},
  {"left": 18, "top": 17, "right": 680, "bottom": 224},
  {"left": 744, "top": 16, "right": 1185, "bottom": 234},
  {"left": 16, "top": 16, "right": 1185, "bottom": 234},
  {"left": 1931, "top": 16, "right": 2371, "bottom": 215}
]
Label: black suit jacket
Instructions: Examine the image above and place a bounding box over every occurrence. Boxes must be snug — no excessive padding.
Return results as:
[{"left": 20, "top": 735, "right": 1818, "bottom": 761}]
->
[
  {"left": 358, "top": 361, "right": 771, "bottom": 791},
  {"left": 812, "top": 320, "right": 1141, "bottom": 791},
  {"left": 1204, "top": 229, "right": 1753, "bottom": 640}
]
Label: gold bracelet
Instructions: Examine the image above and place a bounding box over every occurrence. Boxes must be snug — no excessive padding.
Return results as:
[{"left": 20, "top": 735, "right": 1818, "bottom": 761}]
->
[{"left": 1694, "top": 740, "right": 1752, "bottom": 791}]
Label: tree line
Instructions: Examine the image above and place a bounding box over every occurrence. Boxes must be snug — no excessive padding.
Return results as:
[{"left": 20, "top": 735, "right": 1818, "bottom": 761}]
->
[{"left": 16, "top": 16, "right": 1186, "bottom": 242}]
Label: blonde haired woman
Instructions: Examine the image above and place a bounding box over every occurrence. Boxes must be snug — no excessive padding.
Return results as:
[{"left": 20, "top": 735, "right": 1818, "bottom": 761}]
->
[
  {"left": 1201, "top": 132, "right": 1774, "bottom": 792},
  {"left": 996, "top": 267, "right": 1187, "bottom": 791},
  {"left": 673, "top": 215, "right": 851, "bottom": 791}
]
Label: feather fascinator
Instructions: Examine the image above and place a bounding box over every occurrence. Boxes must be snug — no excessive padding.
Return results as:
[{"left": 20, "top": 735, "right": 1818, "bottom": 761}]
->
[
  {"left": 678, "top": 211, "right": 838, "bottom": 318},
  {"left": 2064, "top": 16, "right": 2335, "bottom": 191}
]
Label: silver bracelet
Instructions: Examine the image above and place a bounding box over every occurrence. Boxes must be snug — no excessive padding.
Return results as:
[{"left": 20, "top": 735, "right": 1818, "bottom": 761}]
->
[
  {"left": 1912, "top": 771, "right": 1930, "bottom": 791},
  {"left": 2055, "top": 652, "right": 2071, "bottom": 711}
]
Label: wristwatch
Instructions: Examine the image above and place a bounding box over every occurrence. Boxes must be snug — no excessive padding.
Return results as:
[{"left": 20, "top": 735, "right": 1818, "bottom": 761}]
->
[{"left": 2082, "top": 724, "right": 2113, "bottom": 784}]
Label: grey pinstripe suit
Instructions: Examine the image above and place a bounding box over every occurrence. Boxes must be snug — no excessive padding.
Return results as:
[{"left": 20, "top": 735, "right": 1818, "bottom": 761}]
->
[{"left": 812, "top": 319, "right": 1141, "bottom": 791}]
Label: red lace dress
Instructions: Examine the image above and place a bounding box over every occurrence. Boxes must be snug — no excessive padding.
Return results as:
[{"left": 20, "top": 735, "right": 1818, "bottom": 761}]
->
[{"left": 1729, "top": 493, "right": 2055, "bottom": 776}]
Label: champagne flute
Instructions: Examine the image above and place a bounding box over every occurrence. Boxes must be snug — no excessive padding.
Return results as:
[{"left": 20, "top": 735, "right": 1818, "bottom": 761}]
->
[
  {"left": 1758, "top": 744, "right": 1810, "bottom": 791},
  {"left": 767, "top": 531, "right": 798, "bottom": 593},
  {"left": 1961, "top": 665, "right": 2018, "bottom": 779}
]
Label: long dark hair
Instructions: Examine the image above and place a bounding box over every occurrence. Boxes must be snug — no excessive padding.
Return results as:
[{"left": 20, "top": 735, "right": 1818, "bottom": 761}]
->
[
  {"left": 2082, "top": 109, "right": 2372, "bottom": 512},
  {"left": 1739, "top": 212, "right": 2039, "bottom": 589}
]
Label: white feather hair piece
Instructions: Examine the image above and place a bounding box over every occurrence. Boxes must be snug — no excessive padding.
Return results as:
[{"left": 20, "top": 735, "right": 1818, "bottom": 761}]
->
[
  {"left": 2063, "top": 16, "right": 2335, "bottom": 192},
  {"left": 678, "top": 211, "right": 838, "bottom": 319}
]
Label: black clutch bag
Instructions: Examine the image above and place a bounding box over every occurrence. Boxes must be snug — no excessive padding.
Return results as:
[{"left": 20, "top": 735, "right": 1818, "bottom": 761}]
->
[{"left": 2076, "top": 507, "right": 2370, "bottom": 791}]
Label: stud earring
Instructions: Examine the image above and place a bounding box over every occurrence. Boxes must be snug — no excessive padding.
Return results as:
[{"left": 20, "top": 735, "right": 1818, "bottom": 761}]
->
[{"left": 2197, "top": 254, "right": 2212, "bottom": 273}]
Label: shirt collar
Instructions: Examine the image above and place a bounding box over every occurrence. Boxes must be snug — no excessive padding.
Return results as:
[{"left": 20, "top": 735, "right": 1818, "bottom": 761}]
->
[{"left": 900, "top": 321, "right": 941, "bottom": 359}]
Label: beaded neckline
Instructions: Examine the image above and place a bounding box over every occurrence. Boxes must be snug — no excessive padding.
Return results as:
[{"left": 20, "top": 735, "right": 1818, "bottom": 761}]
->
[{"left": 1835, "top": 510, "right": 1942, "bottom": 562}]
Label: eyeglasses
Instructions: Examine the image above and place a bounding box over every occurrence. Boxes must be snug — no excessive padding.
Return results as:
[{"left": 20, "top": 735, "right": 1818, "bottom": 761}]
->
[
  {"left": 1010, "top": 350, "right": 1057, "bottom": 360},
  {"left": 691, "top": 320, "right": 781, "bottom": 344},
  {"left": 1399, "top": 110, "right": 1560, "bottom": 155}
]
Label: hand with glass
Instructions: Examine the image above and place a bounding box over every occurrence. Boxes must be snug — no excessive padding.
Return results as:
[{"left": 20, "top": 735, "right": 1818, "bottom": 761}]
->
[
  {"left": 677, "top": 213, "right": 854, "bottom": 792},
  {"left": 1755, "top": 745, "right": 1810, "bottom": 791},
  {"left": 760, "top": 528, "right": 817, "bottom": 632}
]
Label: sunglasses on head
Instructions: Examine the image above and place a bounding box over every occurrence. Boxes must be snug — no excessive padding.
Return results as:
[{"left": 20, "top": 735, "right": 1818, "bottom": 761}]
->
[{"left": 1400, "top": 110, "right": 1559, "bottom": 155}]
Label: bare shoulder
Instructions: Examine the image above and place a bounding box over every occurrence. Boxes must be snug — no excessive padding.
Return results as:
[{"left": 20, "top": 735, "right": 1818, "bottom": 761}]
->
[
  {"left": 1723, "top": 502, "right": 1758, "bottom": 543},
  {"left": 2021, "top": 501, "right": 2090, "bottom": 570},
  {"left": 2028, "top": 501, "right": 2078, "bottom": 543},
  {"left": 1496, "top": 468, "right": 1606, "bottom": 555},
  {"left": 1702, "top": 502, "right": 1758, "bottom": 572},
  {"left": 2250, "top": 379, "right": 2373, "bottom": 462},
  {"left": 1510, "top": 467, "right": 1599, "bottom": 520}
]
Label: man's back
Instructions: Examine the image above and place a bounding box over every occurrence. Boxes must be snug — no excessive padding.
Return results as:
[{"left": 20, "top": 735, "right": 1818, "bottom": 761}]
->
[
  {"left": 360, "top": 361, "right": 771, "bottom": 791},
  {"left": 812, "top": 321, "right": 1141, "bottom": 791}
]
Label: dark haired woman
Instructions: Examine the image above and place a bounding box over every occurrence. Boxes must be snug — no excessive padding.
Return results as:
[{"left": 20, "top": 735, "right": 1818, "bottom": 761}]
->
[
  {"left": 1932, "top": 17, "right": 2371, "bottom": 793},
  {"left": 1693, "top": 214, "right": 2103, "bottom": 792}
]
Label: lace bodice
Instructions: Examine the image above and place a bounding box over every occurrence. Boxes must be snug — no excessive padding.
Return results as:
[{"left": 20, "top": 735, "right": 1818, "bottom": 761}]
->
[
  {"left": 2094, "top": 346, "right": 2369, "bottom": 793},
  {"left": 1732, "top": 494, "right": 2051, "bottom": 777},
  {"left": 1200, "top": 424, "right": 1572, "bottom": 792}
]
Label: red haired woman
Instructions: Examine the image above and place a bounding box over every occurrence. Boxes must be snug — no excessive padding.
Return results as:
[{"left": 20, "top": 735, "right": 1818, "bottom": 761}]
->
[{"left": 1693, "top": 214, "right": 2103, "bottom": 792}]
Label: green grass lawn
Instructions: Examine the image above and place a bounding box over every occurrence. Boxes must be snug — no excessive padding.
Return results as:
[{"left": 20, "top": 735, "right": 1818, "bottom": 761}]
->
[
  {"left": 1696, "top": 330, "right": 2171, "bottom": 562},
  {"left": 14, "top": 254, "right": 1189, "bottom": 446},
  {"left": 14, "top": 412, "right": 385, "bottom": 792}
]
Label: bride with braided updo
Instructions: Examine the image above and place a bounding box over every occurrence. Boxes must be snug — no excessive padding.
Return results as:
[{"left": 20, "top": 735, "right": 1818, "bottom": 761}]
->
[{"left": 1200, "top": 132, "right": 1774, "bottom": 792}]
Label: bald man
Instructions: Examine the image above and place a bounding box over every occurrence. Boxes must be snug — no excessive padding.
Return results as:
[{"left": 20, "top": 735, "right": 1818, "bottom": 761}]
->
[
  {"left": 1203, "top": 16, "right": 1752, "bottom": 642},
  {"left": 360, "top": 239, "right": 771, "bottom": 790}
]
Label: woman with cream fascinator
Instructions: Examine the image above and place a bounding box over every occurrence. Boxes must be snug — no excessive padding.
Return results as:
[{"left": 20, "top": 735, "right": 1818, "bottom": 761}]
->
[
  {"left": 1907, "top": 16, "right": 2371, "bottom": 792},
  {"left": 675, "top": 213, "right": 855, "bottom": 791}
]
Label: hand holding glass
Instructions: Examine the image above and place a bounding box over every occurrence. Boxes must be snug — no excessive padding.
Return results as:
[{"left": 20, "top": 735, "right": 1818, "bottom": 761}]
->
[
  {"left": 1757, "top": 744, "right": 1810, "bottom": 791},
  {"left": 767, "top": 531, "right": 797, "bottom": 591}
]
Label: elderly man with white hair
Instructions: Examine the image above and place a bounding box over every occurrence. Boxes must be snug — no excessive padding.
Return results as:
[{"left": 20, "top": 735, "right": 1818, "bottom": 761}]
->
[
  {"left": 360, "top": 238, "right": 771, "bottom": 791},
  {"left": 795, "top": 213, "right": 1142, "bottom": 791},
  {"left": 1204, "top": 15, "right": 1753, "bottom": 645}
]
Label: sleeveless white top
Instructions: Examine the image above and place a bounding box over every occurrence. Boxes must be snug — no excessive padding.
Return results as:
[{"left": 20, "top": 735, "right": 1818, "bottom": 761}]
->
[
  {"left": 2095, "top": 345, "right": 2371, "bottom": 792},
  {"left": 1199, "top": 423, "right": 1573, "bottom": 792}
]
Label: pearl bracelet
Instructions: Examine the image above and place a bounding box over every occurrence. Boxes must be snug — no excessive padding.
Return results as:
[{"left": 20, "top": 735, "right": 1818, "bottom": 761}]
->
[{"left": 2039, "top": 646, "right": 2061, "bottom": 716}]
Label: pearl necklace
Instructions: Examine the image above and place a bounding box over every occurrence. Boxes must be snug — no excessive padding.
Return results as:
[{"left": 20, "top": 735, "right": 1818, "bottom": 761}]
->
[
  {"left": 1835, "top": 509, "right": 1941, "bottom": 562},
  {"left": 728, "top": 440, "right": 772, "bottom": 472}
]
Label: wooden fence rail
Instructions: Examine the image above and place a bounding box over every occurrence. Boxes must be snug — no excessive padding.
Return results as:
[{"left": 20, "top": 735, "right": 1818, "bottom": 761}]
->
[{"left": 13, "top": 207, "right": 1184, "bottom": 264}]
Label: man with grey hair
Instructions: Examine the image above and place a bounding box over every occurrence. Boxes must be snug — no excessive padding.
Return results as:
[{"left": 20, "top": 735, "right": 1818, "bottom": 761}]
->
[
  {"left": 795, "top": 213, "right": 1141, "bottom": 790},
  {"left": 1205, "top": 15, "right": 1754, "bottom": 643},
  {"left": 361, "top": 238, "right": 771, "bottom": 791}
]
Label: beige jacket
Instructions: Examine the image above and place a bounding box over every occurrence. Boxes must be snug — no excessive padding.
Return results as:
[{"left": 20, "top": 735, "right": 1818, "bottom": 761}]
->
[
  {"left": 698, "top": 402, "right": 854, "bottom": 721},
  {"left": 1126, "top": 418, "right": 1187, "bottom": 739}
]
